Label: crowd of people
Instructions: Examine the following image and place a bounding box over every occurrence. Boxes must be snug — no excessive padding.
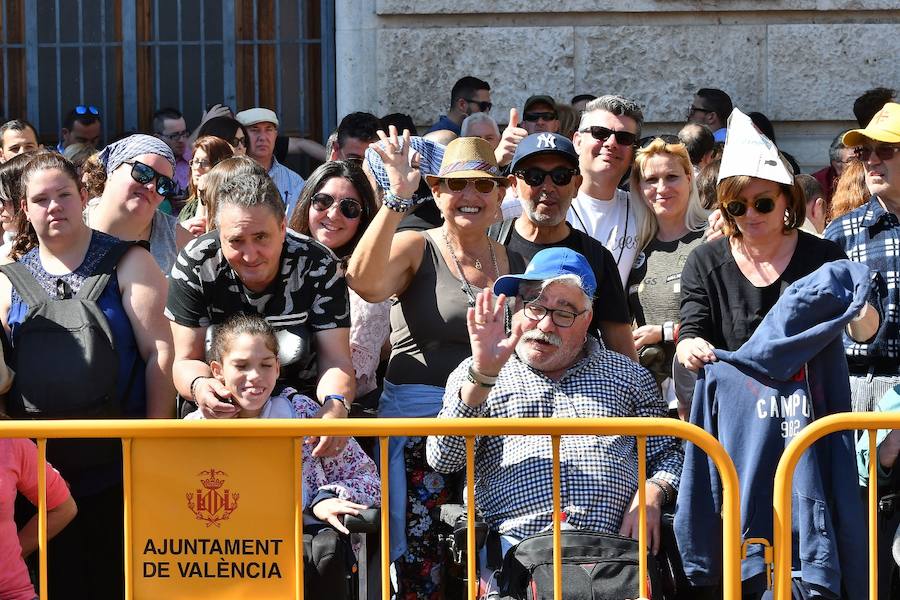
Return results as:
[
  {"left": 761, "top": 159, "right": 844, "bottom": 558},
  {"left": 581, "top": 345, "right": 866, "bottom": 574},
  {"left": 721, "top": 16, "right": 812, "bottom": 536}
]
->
[{"left": 0, "top": 78, "right": 898, "bottom": 600}]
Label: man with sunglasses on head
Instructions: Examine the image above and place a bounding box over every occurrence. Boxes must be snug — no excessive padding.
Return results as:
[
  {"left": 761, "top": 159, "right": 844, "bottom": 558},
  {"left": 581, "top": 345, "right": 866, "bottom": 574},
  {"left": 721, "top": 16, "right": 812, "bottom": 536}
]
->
[
  {"left": 569, "top": 94, "right": 644, "bottom": 288},
  {"left": 57, "top": 104, "right": 102, "bottom": 152},
  {"left": 427, "top": 247, "right": 681, "bottom": 565},
  {"left": 427, "top": 75, "right": 492, "bottom": 136},
  {"left": 686, "top": 88, "right": 733, "bottom": 143},
  {"left": 490, "top": 132, "right": 637, "bottom": 361},
  {"left": 151, "top": 107, "right": 192, "bottom": 201},
  {"left": 236, "top": 107, "right": 305, "bottom": 218},
  {"left": 825, "top": 102, "right": 900, "bottom": 414}
]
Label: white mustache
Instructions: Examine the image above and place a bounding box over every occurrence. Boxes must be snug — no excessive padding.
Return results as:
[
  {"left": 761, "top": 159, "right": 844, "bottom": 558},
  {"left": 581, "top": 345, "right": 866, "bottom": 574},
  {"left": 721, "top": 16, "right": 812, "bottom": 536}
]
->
[{"left": 520, "top": 329, "right": 562, "bottom": 347}]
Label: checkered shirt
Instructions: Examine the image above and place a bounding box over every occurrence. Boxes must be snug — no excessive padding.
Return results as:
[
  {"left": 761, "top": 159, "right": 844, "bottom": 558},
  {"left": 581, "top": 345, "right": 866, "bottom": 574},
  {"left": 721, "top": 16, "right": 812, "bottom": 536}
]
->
[
  {"left": 425, "top": 338, "right": 683, "bottom": 540},
  {"left": 824, "top": 195, "right": 900, "bottom": 371}
]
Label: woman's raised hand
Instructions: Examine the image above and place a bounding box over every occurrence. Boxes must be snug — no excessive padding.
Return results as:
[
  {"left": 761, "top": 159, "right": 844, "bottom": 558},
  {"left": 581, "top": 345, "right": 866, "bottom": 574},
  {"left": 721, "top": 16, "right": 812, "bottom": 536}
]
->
[{"left": 368, "top": 125, "right": 420, "bottom": 199}]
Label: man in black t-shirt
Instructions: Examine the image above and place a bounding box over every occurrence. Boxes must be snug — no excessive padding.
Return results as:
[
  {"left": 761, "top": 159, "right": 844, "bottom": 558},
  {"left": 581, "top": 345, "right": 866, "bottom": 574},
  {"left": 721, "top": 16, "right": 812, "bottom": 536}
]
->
[
  {"left": 166, "top": 163, "right": 355, "bottom": 457},
  {"left": 491, "top": 132, "right": 637, "bottom": 361}
]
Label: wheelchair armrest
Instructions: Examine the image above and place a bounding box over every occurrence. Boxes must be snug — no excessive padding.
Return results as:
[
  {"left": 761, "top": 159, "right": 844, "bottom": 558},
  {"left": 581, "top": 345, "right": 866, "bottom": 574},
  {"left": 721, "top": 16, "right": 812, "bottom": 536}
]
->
[
  {"left": 435, "top": 503, "right": 490, "bottom": 554},
  {"left": 343, "top": 508, "right": 380, "bottom": 534}
]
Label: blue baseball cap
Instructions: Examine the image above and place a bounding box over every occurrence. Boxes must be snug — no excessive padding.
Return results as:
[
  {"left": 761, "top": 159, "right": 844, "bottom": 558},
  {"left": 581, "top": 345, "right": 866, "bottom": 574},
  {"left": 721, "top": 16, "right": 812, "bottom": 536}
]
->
[
  {"left": 509, "top": 132, "right": 579, "bottom": 173},
  {"left": 493, "top": 247, "right": 597, "bottom": 298}
]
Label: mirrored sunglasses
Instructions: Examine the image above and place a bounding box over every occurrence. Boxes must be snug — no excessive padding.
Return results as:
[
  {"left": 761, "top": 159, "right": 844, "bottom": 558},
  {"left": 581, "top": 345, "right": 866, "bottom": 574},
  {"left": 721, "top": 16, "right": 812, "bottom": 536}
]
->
[
  {"left": 74, "top": 105, "right": 101, "bottom": 116},
  {"left": 441, "top": 178, "right": 499, "bottom": 194},
  {"left": 124, "top": 160, "right": 177, "bottom": 197},
  {"left": 311, "top": 193, "right": 363, "bottom": 219}
]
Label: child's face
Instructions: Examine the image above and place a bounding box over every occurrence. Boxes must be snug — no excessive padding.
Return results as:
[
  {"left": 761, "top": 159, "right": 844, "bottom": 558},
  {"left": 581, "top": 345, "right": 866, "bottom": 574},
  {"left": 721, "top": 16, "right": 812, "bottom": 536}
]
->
[{"left": 210, "top": 333, "right": 280, "bottom": 417}]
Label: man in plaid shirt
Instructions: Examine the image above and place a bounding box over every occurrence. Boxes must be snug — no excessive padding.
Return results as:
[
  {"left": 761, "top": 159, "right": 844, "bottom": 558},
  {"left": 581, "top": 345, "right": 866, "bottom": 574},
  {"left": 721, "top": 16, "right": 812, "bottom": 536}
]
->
[
  {"left": 824, "top": 102, "right": 900, "bottom": 413},
  {"left": 426, "top": 247, "right": 682, "bottom": 555}
]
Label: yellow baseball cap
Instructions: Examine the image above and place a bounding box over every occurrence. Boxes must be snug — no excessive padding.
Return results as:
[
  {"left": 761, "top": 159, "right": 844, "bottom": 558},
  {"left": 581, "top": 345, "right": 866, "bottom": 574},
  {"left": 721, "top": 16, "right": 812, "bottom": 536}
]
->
[{"left": 843, "top": 102, "right": 900, "bottom": 146}]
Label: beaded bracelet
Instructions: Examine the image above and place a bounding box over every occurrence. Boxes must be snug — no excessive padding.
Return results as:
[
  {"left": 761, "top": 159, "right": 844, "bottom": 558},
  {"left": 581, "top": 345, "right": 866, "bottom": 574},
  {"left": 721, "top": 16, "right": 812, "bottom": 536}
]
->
[
  {"left": 647, "top": 478, "right": 671, "bottom": 506},
  {"left": 383, "top": 191, "right": 414, "bottom": 213}
]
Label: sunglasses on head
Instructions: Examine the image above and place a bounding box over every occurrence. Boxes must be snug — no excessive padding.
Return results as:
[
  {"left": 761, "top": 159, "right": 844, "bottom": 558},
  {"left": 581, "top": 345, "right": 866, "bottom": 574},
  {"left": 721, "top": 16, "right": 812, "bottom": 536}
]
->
[
  {"left": 514, "top": 166, "right": 578, "bottom": 187},
  {"left": 723, "top": 196, "right": 777, "bottom": 218},
  {"left": 639, "top": 134, "right": 681, "bottom": 148},
  {"left": 853, "top": 144, "right": 900, "bottom": 162},
  {"left": 123, "top": 160, "right": 176, "bottom": 197},
  {"left": 441, "top": 178, "right": 500, "bottom": 194},
  {"left": 311, "top": 193, "right": 363, "bottom": 219},
  {"left": 74, "top": 105, "right": 100, "bottom": 116},
  {"left": 523, "top": 111, "right": 558, "bottom": 122},
  {"left": 579, "top": 126, "right": 637, "bottom": 146},
  {"left": 465, "top": 99, "right": 493, "bottom": 112}
]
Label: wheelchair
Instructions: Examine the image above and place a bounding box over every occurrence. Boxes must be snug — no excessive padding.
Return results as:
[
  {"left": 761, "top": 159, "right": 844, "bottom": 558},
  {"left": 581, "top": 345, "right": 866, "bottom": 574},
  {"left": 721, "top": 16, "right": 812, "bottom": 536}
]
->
[
  {"left": 434, "top": 503, "right": 688, "bottom": 600},
  {"left": 306, "top": 507, "right": 381, "bottom": 600}
]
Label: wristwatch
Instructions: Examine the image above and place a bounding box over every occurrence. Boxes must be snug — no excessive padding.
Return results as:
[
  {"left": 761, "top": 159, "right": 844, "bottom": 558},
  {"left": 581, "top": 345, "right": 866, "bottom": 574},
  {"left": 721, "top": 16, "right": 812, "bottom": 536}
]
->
[{"left": 323, "top": 394, "right": 352, "bottom": 414}]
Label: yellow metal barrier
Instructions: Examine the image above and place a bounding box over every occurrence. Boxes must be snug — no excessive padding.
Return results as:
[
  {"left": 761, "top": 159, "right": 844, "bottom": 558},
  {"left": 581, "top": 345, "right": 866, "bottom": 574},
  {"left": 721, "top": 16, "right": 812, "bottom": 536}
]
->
[
  {"left": 773, "top": 412, "right": 900, "bottom": 600},
  {"left": 1, "top": 416, "right": 742, "bottom": 600}
]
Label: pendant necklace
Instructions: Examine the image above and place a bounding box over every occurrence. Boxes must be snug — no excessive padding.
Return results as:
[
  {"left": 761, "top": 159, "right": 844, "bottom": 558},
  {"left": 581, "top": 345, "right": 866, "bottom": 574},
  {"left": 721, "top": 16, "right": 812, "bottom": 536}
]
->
[{"left": 442, "top": 228, "right": 498, "bottom": 307}]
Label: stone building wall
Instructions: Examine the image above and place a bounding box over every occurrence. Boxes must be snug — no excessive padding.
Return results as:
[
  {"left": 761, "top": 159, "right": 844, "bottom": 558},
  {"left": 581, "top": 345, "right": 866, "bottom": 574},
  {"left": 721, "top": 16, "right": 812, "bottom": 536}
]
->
[{"left": 336, "top": 1, "right": 900, "bottom": 172}]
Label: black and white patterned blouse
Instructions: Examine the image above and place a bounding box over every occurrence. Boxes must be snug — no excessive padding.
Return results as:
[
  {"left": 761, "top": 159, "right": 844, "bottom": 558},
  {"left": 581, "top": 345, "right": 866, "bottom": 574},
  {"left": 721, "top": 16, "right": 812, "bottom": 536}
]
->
[
  {"left": 426, "top": 338, "right": 683, "bottom": 540},
  {"left": 165, "top": 228, "right": 349, "bottom": 331}
]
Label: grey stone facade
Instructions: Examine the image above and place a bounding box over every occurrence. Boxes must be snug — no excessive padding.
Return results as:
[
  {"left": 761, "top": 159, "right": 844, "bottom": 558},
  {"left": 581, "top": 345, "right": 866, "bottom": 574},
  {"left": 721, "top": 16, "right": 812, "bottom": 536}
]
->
[{"left": 336, "top": 2, "right": 900, "bottom": 172}]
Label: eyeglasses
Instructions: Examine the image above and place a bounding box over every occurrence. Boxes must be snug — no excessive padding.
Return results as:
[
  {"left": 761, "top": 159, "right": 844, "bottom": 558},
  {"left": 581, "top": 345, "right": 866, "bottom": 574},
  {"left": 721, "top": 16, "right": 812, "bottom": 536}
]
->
[
  {"left": 190, "top": 158, "right": 211, "bottom": 169},
  {"left": 441, "top": 178, "right": 500, "bottom": 194},
  {"left": 464, "top": 99, "right": 493, "bottom": 112},
  {"left": 157, "top": 130, "right": 190, "bottom": 141},
  {"left": 578, "top": 126, "right": 638, "bottom": 146},
  {"left": 723, "top": 196, "right": 777, "bottom": 218},
  {"left": 523, "top": 301, "right": 587, "bottom": 328},
  {"left": 523, "top": 111, "right": 559, "bottom": 122},
  {"left": 311, "top": 193, "right": 363, "bottom": 219},
  {"left": 853, "top": 144, "right": 900, "bottom": 162},
  {"left": 74, "top": 105, "right": 100, "bottom": 116},
  {"left": 123, "top": 160, "right": 177, "bottom": 197},
  {"left": 230, "top": 136, "right": 246, "bottom": 148},
  {"left": 687, "top": 106, "right": 714, "bottom": 120},
  {"left": 514, "top": 166, "right": 578, "bottom": 187}
]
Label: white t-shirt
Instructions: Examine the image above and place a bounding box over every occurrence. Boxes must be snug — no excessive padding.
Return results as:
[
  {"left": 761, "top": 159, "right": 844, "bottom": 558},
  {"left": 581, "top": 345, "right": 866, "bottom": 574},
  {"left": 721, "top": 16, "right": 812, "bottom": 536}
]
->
[{"left": 566, "top": 188, "right": 638, "bottom": 287}]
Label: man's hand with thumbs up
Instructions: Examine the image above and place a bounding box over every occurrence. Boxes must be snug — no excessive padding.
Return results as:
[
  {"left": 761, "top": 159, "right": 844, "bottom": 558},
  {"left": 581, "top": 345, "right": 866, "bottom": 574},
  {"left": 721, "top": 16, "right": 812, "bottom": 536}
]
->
[{"left": 495, "top": 107, "right": 528, "bottom": 167}]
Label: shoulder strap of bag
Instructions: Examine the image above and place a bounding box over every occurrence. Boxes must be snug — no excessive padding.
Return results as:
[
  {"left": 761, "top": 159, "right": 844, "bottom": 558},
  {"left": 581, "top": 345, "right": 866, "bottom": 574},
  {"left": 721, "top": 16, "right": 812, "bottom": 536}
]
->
[
  {"left": 76, "top": 240, "right": 147, "bottom": 301},
  {"left": 0, "top": 262, "right": 52, "bottom": 307}
]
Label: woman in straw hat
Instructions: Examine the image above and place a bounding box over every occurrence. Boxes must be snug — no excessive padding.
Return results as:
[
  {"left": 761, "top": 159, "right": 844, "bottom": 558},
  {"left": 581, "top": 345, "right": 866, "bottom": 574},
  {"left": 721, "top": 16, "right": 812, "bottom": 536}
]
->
[{"left": 347, "top": 126, "right": 523, "bottom": 597}]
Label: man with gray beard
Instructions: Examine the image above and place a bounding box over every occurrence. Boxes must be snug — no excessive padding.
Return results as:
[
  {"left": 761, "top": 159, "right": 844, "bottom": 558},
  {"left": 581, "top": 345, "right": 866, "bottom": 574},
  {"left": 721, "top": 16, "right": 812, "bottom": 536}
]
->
[
  {"left": 426, "top": 247, "right": 682, "bottom": 559},
  {"left": 491, "top": 132, "right": 637, "bottom": 361}
]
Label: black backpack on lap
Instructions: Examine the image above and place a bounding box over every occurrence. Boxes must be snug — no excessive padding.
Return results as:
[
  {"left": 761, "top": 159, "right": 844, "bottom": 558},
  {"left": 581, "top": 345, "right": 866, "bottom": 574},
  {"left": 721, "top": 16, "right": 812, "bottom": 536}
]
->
[{"left": 0, "top": 241, "right": 140, "bottom": 419}]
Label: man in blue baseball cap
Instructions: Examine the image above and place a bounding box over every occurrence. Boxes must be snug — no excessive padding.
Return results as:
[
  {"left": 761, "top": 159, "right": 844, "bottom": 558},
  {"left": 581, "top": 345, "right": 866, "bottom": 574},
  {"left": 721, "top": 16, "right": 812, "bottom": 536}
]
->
[
  {"left": 492, "top": 132, "right": 637, "bottom": 361},
  {"left": 427, "top": 246, "right": 681, "bottom": 564}
]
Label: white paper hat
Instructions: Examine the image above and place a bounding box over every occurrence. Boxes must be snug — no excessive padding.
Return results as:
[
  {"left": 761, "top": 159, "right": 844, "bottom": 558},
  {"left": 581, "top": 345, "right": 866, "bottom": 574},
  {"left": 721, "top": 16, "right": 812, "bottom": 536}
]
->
[{"left": 717, "top": 107, "right": 793, "bottom": 185}]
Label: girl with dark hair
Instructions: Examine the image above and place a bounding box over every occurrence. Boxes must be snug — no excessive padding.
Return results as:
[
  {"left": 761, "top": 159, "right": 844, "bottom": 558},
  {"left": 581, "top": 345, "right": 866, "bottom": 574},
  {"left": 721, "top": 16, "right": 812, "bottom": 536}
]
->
[
  {"left": 289, "top": 160, "right": 387, "bottom": 402},
  {"left": 195, "top": 116, "right": 249, "bottom": 157}
]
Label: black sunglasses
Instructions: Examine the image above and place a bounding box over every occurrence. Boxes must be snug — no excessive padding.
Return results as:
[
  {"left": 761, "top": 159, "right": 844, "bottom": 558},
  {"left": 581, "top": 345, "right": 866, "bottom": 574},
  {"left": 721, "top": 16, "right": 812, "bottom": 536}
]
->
[
  {"left": 465, "top": 99, "right": 493, "bottom": 112},
  {"left": 523, "top": 111, "right": 558, "bottom": 122},
  {"left": 230, "top": 136, "right": 246, "bottom": 148},
  {"left": 75, "top": 104, "right": 100, "bottom": 116},
  {"left": 123, "top": 160, "right": 176, "bottom": 197},
  {"left": 687, "top": 106, "right": 714, "bottom": 120},
  {"left": 514, "top": 166, "right": 578, "bottom": 187},
  {"left": 853, "top": 144, "right": 900, "bottom": 162},
  {"left": 579, "top": 126, "right": 638, "bottom": 146},
  {"left": 723, "top": 197, "right": 777, "bottom": 218},
  {"left": 311, "top": 193, "right": 363, "bottom": 219}
]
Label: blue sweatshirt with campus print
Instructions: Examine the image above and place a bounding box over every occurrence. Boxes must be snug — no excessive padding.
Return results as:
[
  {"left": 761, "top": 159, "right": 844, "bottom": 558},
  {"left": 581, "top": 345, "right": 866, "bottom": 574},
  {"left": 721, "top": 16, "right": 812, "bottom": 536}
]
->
[{"left": 675, "top": 260, "right": 872, "bottom": 599}]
